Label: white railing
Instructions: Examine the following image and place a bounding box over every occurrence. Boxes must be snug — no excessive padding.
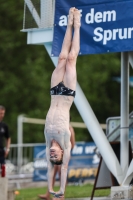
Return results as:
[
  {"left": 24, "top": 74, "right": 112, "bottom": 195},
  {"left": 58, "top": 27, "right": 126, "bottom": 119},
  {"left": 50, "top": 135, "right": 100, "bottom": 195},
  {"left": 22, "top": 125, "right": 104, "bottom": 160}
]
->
[{"left": 6, "top": 143, "right": 44, "bottom": 176}]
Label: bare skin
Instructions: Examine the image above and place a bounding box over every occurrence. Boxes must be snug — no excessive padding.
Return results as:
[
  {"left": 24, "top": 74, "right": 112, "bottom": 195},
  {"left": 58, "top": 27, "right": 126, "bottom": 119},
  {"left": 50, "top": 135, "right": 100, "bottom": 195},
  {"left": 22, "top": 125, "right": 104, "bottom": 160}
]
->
[
  {"left": 39, "top": 124, "right": 75, "bottom": 200},
  {"left": 0, "top": 108, "right": 11, "bottom": 158},
  {"left": 44, "top": 7, "right": 80, "bottom": 198}
]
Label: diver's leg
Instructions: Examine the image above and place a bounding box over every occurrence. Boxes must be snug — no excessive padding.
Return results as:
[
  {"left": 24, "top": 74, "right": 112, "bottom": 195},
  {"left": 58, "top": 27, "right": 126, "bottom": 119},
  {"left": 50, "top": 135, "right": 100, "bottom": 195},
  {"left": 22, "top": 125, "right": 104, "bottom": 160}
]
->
[
  {"left": 63, "top": 8, "right": 80, "bottom": 90},
  {"left": 51, "top": 7, "right": 75, "bottom": 88}
]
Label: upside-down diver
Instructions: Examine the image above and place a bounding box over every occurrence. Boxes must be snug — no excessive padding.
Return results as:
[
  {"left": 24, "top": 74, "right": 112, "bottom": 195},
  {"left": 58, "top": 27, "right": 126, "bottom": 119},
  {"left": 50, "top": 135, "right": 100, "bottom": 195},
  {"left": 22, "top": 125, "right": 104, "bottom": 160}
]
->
[{"left": 44, "top": 7, "right": 81, "bottom": 198}]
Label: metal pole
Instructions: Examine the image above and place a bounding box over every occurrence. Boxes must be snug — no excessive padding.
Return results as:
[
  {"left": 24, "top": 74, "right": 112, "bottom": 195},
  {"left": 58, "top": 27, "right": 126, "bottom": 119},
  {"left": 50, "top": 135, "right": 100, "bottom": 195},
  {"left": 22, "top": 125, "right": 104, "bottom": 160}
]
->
[
  {"left": 120, "top": 52, "right": 129, "bottom": 176},
  {"left": 75, "top": 83, "right": 123, "bottom": 183}
]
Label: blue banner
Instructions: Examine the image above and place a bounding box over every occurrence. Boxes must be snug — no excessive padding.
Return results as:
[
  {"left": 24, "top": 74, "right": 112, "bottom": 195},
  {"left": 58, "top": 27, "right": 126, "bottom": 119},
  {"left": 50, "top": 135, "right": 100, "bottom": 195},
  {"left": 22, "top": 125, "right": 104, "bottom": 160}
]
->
[
  {"left": 33, "top": 142, "right": 99, "bottom": 182},
  {"left": 68, "top": 142, "right": 99, "bottom": 182},
  {"left": 33, "top": 145, "right": 48, "bottom": 181},
  {"left": 52, "top": 0, "right": 133, "bottom": 56}
]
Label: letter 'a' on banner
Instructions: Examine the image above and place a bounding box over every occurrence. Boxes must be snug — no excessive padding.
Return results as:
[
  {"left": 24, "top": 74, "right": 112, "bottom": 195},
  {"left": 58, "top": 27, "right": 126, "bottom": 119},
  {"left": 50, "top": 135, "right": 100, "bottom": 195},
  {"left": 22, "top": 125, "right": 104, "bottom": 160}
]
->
[{"left": 52, "top": 0, "right": 133, "bottom": 57}]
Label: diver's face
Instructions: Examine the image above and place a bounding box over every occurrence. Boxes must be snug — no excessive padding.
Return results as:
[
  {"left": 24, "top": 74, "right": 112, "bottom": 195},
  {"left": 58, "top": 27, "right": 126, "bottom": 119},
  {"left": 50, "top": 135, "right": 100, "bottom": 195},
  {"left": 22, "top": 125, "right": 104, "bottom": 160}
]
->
[
  {"left": 50, "top": 146, "right": 63, "bottom": 163},
  {"left": 0, "top": 109, "right": 5, "bottom": 121}
]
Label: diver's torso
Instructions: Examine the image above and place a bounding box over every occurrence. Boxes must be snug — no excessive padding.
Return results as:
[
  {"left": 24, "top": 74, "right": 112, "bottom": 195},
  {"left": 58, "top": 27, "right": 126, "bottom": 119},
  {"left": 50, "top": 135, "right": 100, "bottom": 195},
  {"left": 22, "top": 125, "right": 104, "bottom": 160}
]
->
[{"left": 44, "top": 95, "right": 73, "bottom": 149}]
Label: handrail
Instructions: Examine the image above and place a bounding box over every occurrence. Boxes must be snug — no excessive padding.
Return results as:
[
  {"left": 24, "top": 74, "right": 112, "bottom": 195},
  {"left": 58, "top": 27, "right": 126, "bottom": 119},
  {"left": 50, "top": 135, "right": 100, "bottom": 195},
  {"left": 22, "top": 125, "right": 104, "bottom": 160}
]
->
[{"left": 106, "top": 111, "right": 133, "bottom": 140}]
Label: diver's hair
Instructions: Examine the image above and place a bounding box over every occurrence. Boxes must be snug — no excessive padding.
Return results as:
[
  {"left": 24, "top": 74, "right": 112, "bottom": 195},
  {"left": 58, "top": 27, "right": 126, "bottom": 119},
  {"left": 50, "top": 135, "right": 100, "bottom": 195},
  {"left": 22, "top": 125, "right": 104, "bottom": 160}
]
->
[
  {"left": 0, "top": 105, "right": 5, "bottom": 110},
  {"left": 50, "top": 159, "right": 63, "bottom": 165}
]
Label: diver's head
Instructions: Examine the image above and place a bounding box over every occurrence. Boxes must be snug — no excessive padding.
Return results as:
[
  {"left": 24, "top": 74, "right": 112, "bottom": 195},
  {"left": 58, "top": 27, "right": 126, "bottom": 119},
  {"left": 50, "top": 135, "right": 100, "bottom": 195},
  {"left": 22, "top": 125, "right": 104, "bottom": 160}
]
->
[{"left": 50, "top": 140, "right": 63, "bottom": 165}]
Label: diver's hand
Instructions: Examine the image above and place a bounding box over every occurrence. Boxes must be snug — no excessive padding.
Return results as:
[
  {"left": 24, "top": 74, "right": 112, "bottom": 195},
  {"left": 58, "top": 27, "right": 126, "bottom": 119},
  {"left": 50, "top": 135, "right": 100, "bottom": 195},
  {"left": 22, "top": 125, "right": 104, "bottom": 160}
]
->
[
  {"left": 54, "top": 190, "right": 64, "bottom": 198},
  {"left": 49, "top": 190, "right": 56, "bottom": 195}
]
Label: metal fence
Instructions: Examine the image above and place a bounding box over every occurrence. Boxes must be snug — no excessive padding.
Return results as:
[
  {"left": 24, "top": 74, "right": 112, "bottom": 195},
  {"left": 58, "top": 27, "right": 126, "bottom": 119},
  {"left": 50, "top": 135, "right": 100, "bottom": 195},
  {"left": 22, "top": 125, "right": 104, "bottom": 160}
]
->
[{"left": 6, "top": 143, "right": 45, "bottom": 177}]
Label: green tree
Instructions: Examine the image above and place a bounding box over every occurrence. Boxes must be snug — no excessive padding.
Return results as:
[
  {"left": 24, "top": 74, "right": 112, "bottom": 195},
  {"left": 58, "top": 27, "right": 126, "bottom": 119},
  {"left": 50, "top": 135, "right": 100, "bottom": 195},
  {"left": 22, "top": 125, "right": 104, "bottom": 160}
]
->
[{"left": 1, "top": 1, "right": 133, "bottom": 143}]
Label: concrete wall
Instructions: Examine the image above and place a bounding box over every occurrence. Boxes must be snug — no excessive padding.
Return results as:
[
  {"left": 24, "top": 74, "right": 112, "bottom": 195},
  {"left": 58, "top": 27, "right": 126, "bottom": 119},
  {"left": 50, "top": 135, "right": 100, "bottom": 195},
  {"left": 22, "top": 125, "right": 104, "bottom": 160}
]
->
[
  {"left": 0, "top": 177, "right": 8, "bottom": 200},
  {"left": 0, "top": 177, "right": 15, "bottom": 200}
]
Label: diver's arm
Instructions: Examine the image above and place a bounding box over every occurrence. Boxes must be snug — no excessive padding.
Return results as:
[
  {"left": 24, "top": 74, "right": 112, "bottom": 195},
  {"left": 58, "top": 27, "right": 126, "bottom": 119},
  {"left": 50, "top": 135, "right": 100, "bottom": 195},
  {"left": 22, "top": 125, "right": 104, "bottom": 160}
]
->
[
  {"left": 55, "top": 145, "right": 71, "bottom": 197},
  {"left": 46, "top": 147, "right": 55, "bottom": 194},
  {"left": 69, "top": 125, "right": 75, "bottom": 149}
]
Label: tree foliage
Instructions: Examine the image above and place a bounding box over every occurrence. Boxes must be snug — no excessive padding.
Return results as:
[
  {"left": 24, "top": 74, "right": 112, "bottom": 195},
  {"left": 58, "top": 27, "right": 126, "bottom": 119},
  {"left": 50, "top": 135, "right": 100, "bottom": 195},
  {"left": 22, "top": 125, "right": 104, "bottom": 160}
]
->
[{"left": 0, "top": 1, "right": 133, "bottom": 143}]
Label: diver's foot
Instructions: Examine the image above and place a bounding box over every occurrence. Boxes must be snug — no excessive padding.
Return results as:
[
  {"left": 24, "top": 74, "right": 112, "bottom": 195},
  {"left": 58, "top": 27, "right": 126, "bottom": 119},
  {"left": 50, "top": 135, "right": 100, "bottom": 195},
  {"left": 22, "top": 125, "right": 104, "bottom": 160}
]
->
[
  {"left": 68, "top": 7, "right": 75, "bottom": 26},
  {"left": 74, "top": 8, "right": 81, "bottom": 28}
]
